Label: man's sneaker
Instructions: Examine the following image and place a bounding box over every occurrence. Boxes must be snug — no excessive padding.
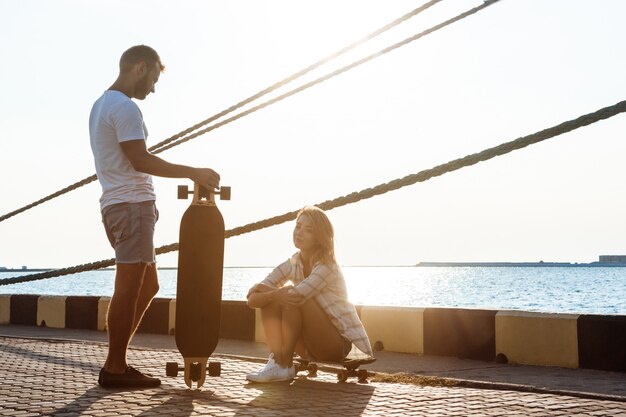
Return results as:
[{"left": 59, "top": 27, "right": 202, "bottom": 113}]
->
[
  {"left": 246, "top": 363, "right": 295, "bottom": 383},
  {"left": 99, "top": 366, "right": 161, "bottom": 388}
]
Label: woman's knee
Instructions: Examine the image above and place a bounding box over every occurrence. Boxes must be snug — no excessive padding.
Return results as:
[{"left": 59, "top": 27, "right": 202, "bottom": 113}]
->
[
  {"left": 259, "top": 301, "right": 282, "bottom": 318},
  {"left": 280, "top": 304, "right": 303, "bottom": 324},
  {"left": 280, "top": 303, "right": 300, "bottom": 315}
]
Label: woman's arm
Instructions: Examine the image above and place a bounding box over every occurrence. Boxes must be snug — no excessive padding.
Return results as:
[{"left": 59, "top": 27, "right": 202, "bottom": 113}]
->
[
  {"left": 291, "top": 263, "right": 336, "bottom": 301},
  {"left": 247, "top": 283, "right": 303, "bottom": 308}
]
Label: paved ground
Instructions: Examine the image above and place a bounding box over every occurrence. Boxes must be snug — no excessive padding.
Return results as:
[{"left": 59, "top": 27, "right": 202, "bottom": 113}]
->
[{"left": 1, "top": 325, "right": 625, "bottom": 416}]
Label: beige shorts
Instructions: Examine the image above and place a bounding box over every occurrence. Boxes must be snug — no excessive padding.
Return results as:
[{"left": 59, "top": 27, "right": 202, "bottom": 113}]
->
[{"left": 102, "top": 200, "right": 158, "bottom": 264}]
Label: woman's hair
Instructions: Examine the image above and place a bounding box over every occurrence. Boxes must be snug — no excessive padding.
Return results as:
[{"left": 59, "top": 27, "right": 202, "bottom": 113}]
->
[
  {"left": 297, "top": 206, "right": 337, "bottom": 266},
  {"left": 119, "top": 45, "right": 165, "bottom": 73}
]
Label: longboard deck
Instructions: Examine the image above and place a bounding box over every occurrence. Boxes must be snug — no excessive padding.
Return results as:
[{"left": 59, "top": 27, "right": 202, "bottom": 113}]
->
[{"left": 175, "top": 203, "right": 224, "bottom": 357}]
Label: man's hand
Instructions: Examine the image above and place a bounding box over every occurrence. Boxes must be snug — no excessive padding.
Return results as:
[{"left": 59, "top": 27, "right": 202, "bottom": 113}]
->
[{"left": 191, "top": 168, "right": 220, "bottom": 190}]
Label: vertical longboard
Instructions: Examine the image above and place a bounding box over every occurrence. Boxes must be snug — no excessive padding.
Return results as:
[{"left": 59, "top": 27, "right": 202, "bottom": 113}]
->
[{"left": 165, "top": 183, "right": 230, "bottom": 388}]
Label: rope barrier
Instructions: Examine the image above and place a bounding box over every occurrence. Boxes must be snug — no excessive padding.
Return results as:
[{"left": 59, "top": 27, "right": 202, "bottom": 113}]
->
[
  {"left": 149, "top": 0, "right": 443, "bottom": 154},
  {"left": 151, "top": 0, "right": 502, "bottom": 153},
  {"left": 0, "top": 0, "right": 444, "bottom": 224},
  {"left": 0, "top": 175, "right": 97, "bottom": 224},
  {"left": 3, "top": 98, "right": 625, "bottom": 286}
]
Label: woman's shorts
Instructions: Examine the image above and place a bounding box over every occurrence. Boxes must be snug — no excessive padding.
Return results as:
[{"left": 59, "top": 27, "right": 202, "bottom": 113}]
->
[{"left": 102, "top": 200, "right": 158, "bottom": 264}]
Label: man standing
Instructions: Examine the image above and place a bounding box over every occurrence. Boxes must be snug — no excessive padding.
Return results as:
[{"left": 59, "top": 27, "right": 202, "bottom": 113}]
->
[{"left": 89, "top": 45, "right": 220, "bottom": 388}]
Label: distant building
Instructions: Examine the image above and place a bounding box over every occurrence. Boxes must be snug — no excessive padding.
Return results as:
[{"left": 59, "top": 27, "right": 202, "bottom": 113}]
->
[
  {"left": 599, "top": 255, "right": 626, "bottom": 263},
  {"left": 0, "top": 266, "right": 6, "bottom": 270}
]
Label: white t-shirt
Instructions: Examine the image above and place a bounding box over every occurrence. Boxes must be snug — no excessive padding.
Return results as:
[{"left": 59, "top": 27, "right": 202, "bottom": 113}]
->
[{"left": 89, "top": 90, "right": 156, "bottom": 210}]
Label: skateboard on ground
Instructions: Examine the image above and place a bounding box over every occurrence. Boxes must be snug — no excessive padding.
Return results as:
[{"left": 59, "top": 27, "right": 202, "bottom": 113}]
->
[
  {"left": 165, "top": 183, "right": 231, "bottom": 389},
  {"left": 294, "top": 356, "right": 376, "bottom": 383}
]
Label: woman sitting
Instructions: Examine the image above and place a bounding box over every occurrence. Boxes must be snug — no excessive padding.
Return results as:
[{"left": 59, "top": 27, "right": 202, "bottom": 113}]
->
[{"left": 246, "top": 206, "right": 373, "bottom": 382}]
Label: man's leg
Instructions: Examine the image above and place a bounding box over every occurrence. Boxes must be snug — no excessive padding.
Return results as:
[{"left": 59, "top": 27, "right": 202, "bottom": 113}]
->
[
  {"left": 129, "top": 263, "right": 159, "bottom": 337},
  {"left": 104, "top": 262, "right": 147, "bottom": 374},
  {"left": 99, "top": 201, "right": 161, "bottom": 387}
]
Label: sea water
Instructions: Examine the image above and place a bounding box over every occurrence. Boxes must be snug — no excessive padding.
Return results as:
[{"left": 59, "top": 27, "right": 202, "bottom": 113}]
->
[{"left": 1, "top": 266, "right": 624, "bottom": 315}]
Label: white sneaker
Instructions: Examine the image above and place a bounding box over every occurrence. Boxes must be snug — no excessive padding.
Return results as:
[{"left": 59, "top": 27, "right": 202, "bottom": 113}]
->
[
  {"left": 260, "top": 353, "right": 278, "bottom": 373},
  {"left": 246, "top": 353, "right": 279, "bottom": 381},
  {"left": 247, "top": 360, "right": 295, "bottom": 383}
]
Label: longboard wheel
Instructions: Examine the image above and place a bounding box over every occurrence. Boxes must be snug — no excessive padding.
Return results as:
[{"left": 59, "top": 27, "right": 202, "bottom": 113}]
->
[
  {"left": 219, "top": 186, "right": 231, "bottom": 200},
  {"left": 337, "top": 370, "right": 348, "bottom": 383},
  {"left": 178, "top": 185, "right": 189, "bottom": 200},
  {"left": 357, "top": 369, "right": 369, "bottom": 383},
  {"left": 166, "top": 361, "right": 179, "bottom": 377},
  {"left": 208, "top": 361, "right": 221, "bottom": 377},
  {"left": 190, "top": 363, "right": 201, "bottom": 381}
]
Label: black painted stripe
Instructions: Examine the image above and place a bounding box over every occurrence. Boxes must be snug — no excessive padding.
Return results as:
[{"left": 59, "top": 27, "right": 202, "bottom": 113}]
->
[
  {"left": 137, "top": 297, "right": 171, "bottom": 335},
  {"left": 578, "top": 314, "right": 626, "bottom": 372},
  {"left": 10, "top": 294, "right": 39, "bottom": 326},
  {"left": 220, "top": 300, "right": 255, "bottom": 341},
  {"left": 424, "top": 307, "right": 496, "bottom": 361},
  {"left": 65, "top": 296, "right": 99, "bottom": 330}
]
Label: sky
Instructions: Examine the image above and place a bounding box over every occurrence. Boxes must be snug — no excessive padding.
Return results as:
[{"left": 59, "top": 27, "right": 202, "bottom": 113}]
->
[{"left": 2, "top": 0, "right": 626, "bottom": 269}]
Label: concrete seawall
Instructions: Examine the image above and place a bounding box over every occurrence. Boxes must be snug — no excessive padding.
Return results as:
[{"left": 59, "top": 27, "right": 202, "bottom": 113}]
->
[{"left": 0, "top": 294, "right": 624, "bottom": 373}]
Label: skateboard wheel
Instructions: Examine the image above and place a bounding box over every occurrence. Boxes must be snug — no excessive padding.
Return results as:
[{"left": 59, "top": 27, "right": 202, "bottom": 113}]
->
[
  {"left": 308, "top": 363, "right": 318, "bottom": 377},
  {"left": 178, "top": 185, "right": 189, "bottom": 200},
  {"left": 357, "top": 369, "right": 369, "bottom": 383},
  {"left": 219, "top": 186, "right": 231, "bottom": 201},
  {"left": 208, "top": 361, "right": 221, "bottom": 377},
  {"left": 166, "top": 362, "right": 179, "bottom": 377},
  {"left": 190, "top": 363, "right": 201, "bottom": 381},
  {"left": 337, "top": 370, "right": 348, "bottom": 383}
]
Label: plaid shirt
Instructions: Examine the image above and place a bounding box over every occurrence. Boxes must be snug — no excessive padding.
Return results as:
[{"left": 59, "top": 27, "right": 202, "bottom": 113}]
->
[{"left": 259, "top": 253, "right": 373, "bottom": 358}]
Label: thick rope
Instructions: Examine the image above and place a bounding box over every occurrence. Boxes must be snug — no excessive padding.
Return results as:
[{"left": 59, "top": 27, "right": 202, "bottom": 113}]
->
[
  {"left": 149, "top": 0, "right": 442, "bottom": 154},
  {"left": 152, "top": 0, "right": 501, "bottom": 153},
  {"left": 0, "top": 0, "right": 443, "bottom": 224},
  {"left": 0, "top": 175, "right": 98, "bottom": 224},
  {"left": 0, "top": 0, "right": 490, "bottom": 222},
  {"left": 3, "top": 98, "right": 625, "bottom": 286}
]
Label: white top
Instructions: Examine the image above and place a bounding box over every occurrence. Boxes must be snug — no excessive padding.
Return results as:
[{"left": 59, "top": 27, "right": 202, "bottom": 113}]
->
[{"left": 89, "top": 90, "right": 155, "bottom": 210}]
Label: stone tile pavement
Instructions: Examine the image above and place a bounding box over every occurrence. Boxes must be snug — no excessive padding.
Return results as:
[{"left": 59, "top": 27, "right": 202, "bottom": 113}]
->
[{"left": 1, "top": 335, "right": 625, "bottom": 416}]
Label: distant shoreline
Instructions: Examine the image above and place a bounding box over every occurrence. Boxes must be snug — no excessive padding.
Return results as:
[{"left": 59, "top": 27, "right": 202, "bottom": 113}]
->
[
  {"left": 0, "top": 266, "right": 278, "bottom": 272},
  {"left": 415, "top": 261, "right": 626, "bottom": 267},
  {"left": 3, "top": 262, "right": 626, "bottom": 272}
]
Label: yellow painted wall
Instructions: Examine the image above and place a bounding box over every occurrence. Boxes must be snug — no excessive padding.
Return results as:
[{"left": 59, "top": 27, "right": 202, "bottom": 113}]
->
[
  {"left": 496, "top": 310, "right": 579, "bottom": 368},
  {"left": 0, "top": 295, "right": 10, "bottom": 325},
  {"left": 360, "top": 306, "right": 424, "bottom": 354},
  {"left": 37, "top": 296, "right": 67, "bottom": 328},
  {"left": 252, "top": 305, "right": 425, "bottom": 352},
  {"left": 169, "top": 299, "right": 176, "bottom": 335},
  {"left": 254, "top": 308, "right": 266, "bottom": 343}
]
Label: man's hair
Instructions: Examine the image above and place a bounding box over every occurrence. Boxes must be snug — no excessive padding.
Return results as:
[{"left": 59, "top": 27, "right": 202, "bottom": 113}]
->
[{"left": 119, "top": 45, "right": 165, "bottom": 73}]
